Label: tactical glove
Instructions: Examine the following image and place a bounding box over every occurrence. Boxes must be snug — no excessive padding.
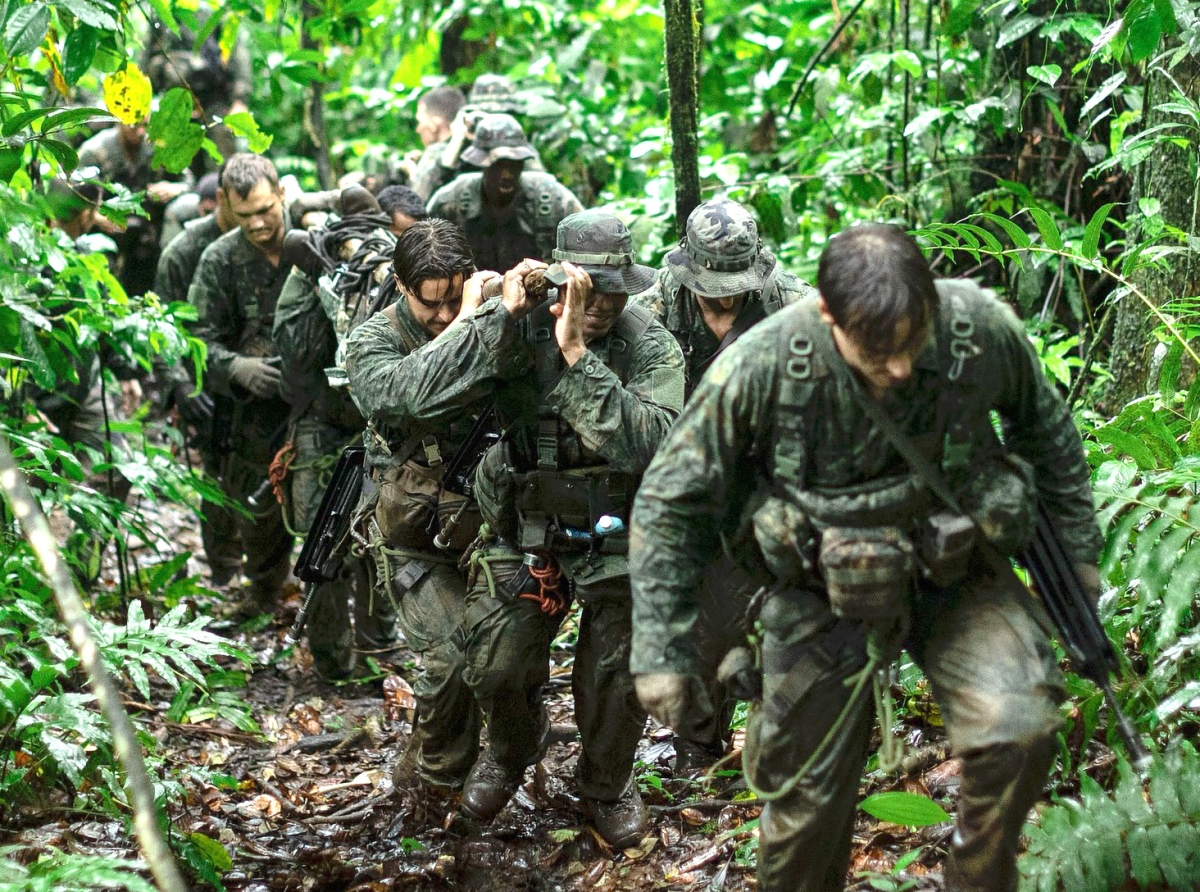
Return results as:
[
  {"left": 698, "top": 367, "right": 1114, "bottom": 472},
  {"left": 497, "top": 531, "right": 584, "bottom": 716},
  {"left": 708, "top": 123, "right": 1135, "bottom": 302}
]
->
[
  {"left": 635, "top": 673, "right": 706, "bottom": 730},
  {"left": 229, "top": 356, "right": 282, "bottom": 400},
  {"left": 1074, "top": 562, "right": 1103, "bottom": 606},
  {"left": 171, "top": 383, "right": 214, "bottom": 426}
]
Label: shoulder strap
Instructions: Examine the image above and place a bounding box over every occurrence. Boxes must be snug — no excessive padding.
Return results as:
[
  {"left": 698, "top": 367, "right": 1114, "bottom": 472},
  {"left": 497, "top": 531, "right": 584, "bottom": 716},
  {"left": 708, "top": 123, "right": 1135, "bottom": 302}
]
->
[
  {"left": 760, "top": 258, "right": 785, "bottom": 314},
  {"left": 382, "top": 303, "right": 423, "bottom": 354},
  {"left": 692, "top": 299, "right": 767, "bottom": 380},
  {"left": 608, "top": 302, "right": 654, "bottom": 383},
  {"left": 771, "top": 303, "right": 827, "bottom": 489}
]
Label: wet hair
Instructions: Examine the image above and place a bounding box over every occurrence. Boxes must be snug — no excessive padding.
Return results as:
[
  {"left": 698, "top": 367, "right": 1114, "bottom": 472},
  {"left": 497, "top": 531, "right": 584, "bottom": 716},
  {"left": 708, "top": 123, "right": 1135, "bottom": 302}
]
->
[
  {"left": 817, "top": 224, "right": 938, "bottom": 355},
  {"left": 197, "top": 172, "right": 220, "bottom": 202},
  {"left": 418, "top": 86, "right": 466, "bottom": 124},
  {"left": 220, "top": 153, "right": 280, "bottom": 199},
  {"left": 377, "top": 185, "right": 428, "bottom": 221},
  {"left": 392, "top": 218, "right": 475, "bottom": 293}
]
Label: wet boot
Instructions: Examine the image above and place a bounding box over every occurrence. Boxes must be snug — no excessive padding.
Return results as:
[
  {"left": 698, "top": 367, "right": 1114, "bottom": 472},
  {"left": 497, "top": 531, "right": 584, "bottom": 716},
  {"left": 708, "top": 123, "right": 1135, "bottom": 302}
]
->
[
  {"left": 673, "top": 737, "right": 726, "bottom": 776},
  {"left": 461, "top": 745, "right": 524, "bottom": 823},
  {"left": 586, "top": 778, "right": 649, "bottom": 849}
]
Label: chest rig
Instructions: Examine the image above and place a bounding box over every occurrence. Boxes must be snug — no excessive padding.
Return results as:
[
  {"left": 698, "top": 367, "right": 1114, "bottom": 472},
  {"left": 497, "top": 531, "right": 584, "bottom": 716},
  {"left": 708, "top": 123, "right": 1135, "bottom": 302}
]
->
[{"left": 513, "top": 300, "right": 654, "bottom": 551}]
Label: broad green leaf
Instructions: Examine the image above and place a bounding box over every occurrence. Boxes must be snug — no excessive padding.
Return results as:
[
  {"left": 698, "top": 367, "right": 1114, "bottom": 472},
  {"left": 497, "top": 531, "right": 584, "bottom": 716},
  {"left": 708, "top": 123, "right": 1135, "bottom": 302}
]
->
[
  {"left": 148, "top": 87, "right": 203, "bottom": 173},
  {"left": 1027, "top": 64, "right": 1061, "bottom": 86},
  {"left": 1092, "top": 427, "right": 1156, "bottom": 469},
  {"left": 39, "top": 137, "right": 78, "bottom": 173},
  {"left": 904, "top": 107, "right": 948, "bottom": 138},
  {"left": 4, "top": 3, "right": 50, "bottom": 58},
  {"left": 188, "top": 833, "right": 232, "bottom": 872},
  {"left": 39, "top": 105, "right": 107, "bottom": 133},
  {"left": 1159, "top": 339, "right": 1184, "bottom": 400},
  {"left": 0, "top": 144, "right": 20, "bottom": 181},
  {"left": 52, "top": 0, "right": 117, "bottom": 30},
  {"left": 943, "top": 0, "right": 981, "bottom": 36},
  {"left": 61, "top": 24, "right": 98, "bottom": 85},
  {"left": 997, "top": 14, "right": 1044, "bottom": 48},
  {"left": 1127, "top": 1, "right": 1163, "bottom": 62},
  {"left": 860, "top": 791, "right": 950, "bottom": 827},
  {"left": 977, "top": 212, "right": 1031, "bottom": 248},
  {"left": 1153, "top": 0, "right": 1178, "bottom": 34},
  {"left": 147, "top": 0, "right": 177, "bottom": 33},
  {"left": 1026, "top": 207, "right": 1063, "bottom": 251},
  {"left": 221, "top": 111, "right": 272, "bottom": 153},
  {"left": 1081, "top": 202, "right": 1116, "bottom": 260},
  {"left": 1080, "top": 72, "right": 1127, "bottom": 119}
]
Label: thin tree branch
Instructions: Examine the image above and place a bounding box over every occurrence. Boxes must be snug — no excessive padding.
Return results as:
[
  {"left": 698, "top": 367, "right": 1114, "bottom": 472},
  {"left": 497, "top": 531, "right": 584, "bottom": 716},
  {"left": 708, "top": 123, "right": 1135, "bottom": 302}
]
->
[{"left": 0, "top": 435, "right": 188, "bottom": 892}]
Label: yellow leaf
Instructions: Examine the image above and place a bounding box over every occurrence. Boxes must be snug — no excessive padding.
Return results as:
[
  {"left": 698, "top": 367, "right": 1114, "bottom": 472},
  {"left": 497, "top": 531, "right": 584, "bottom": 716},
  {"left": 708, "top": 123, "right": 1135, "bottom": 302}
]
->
[
  {"left": 43, "top": 36, "right": 67, "bottom": 98},
  {"left": 219, "top": 15, "right": 239, "bottom": 65},
  {"left": 102, "top": 63, "right": 152, "bottom": 125}
]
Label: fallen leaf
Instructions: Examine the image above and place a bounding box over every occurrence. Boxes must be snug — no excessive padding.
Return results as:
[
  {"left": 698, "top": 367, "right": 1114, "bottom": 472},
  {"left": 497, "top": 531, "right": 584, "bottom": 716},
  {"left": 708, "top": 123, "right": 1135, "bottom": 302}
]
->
[
  {"left": 660, "top": 824, "right": 682, "bottom": 847},
  {"left": 251, "top": 794, "right": 282, "bottom": 818},
  {"left": 680, "top": 807, "right": 708, "bottom": 825},
  {"left": 623, "top": 836, "right": 656, "bottom": 860}
]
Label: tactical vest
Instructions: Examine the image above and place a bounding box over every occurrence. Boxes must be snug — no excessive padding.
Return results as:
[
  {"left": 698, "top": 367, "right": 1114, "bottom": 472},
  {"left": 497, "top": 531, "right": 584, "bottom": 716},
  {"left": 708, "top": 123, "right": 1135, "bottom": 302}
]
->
[
  {"left": 449, "top": 172, "right": 565, "bottom": 261},
  {"left": 511, "top": 300, "right": 655, "bottom": 551}
]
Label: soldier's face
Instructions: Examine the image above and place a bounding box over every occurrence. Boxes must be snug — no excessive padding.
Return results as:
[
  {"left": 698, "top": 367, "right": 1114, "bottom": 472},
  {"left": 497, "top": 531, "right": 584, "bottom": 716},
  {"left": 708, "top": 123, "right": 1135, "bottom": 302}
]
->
[
  {"left": 820, "top": 301, "right": 928, "bottom": 398},
  {"left": 583, "top": 290, "right": 628, "bottom": 340},
  {"left": 416, "top": 103, "right": 450, "bottom": 148},
  {"left": 402, "top": 273, "right": 465, "bottom": 336},
  {"left": 482, "top": 160, "right": 524, "bottom": 206},
  {"left": 693, "top": 291, "right": 745, "bottom": 315},
  {"left": 224, "top": 182, "right": 286, "bottom": 252}
]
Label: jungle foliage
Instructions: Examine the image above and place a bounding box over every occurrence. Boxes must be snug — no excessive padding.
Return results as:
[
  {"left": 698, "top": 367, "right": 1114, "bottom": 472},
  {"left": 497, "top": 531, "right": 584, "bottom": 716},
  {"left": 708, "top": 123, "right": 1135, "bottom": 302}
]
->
[{"left": 0, "top": 0, "right": 1199, "bottom": 886}]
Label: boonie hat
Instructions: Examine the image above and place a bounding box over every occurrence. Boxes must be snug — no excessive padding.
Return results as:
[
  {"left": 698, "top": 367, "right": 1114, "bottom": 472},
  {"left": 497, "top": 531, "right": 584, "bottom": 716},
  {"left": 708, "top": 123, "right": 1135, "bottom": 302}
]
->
[
  {"left": 666, "top": 197, "right": 765, "bottom": 298},
  {"left": 466, "top": 74, "right": 523, "bottom": 113},
  {"left": 460, "top": 113, "right": 537, "bottom": 168},
  {"left": 546, "top": 210, "right": 657, "bottom": 295}
]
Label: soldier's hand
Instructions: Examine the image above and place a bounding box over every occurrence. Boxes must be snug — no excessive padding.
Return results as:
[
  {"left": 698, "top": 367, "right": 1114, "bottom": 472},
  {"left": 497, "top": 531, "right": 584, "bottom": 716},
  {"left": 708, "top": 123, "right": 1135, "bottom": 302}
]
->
[
  {"left": 172, "top": 383, "right": 214, "bottom": 426},
  {"left": 147, "top": 180, "right": 187, "bottom": 203},
  {"left": 1074, "top": 562, "right": 1104, "bottom": 607},
  {"left": 550, "top": 260, "right": 590, "bottom": 365},
  {"left": 634, "top": 673, "right": 696, "bottom": 729},
  {"left": 459, "top": 270, "right": 501, "bottom": 322},
  {"left": 229, "top": 356, "right": 283, "bottom": 400},
  {"left": 500, "top": 259, "right": 548, "bottom": 321}
]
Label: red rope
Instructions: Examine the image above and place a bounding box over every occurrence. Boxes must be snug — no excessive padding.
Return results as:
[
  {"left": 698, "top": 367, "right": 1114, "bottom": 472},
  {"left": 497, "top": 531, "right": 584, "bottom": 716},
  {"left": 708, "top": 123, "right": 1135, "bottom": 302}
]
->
[
  {"left": 520, "top": 557, "right": 571, "bottom": 616},
  {"left": 268, "top": 442, "right": 297, "bottom": 506}
]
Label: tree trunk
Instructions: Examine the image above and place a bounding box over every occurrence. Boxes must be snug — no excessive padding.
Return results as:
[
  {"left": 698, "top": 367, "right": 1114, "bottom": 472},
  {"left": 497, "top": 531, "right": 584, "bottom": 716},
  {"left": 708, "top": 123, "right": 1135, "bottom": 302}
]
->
[
  {"left": 1106, "top": 55, "right": 1200, "bottom": 411},
  {"left": 663, "top": 0, "right": 701, "bottom": 238}
]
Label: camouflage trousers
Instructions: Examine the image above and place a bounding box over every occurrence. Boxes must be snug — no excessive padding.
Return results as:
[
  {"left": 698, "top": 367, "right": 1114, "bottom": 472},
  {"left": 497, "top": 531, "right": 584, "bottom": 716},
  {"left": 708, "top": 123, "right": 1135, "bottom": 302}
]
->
[
  {"left": 674, "top": 554, "right": 762, "bottom": 761},
  {"left": 462, "top": 547, "right": 646, "bottom": 803},
  {"left": 750, "top": 561, "right": 1063, "bottom": 892}
]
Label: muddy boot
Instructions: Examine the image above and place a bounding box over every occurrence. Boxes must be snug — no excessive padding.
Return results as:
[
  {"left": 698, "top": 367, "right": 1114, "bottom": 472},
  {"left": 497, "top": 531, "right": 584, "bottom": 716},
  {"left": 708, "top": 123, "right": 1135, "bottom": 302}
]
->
[
  {"left": 673, "top": 737, "right": 725, "bottom": 776},
  {"left": 461, "top": 746, "right": 524, "bottom": 823},
  {"left": 586, "top": 778, "right": 649, "bottom": 849}
]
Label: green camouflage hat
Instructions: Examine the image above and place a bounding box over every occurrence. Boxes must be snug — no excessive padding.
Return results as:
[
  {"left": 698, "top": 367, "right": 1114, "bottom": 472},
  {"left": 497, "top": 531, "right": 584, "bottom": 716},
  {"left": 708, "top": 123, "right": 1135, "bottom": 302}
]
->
[
  {"left": 545, "top": 210, "right": 657, "bottom": 295},
  {"left": 466, "top": 74, "right": 523, "bottom": 114},
  {"left": 666, "top": 197, "right": 765, "bottom": 298},
  {"left": 460, "top": 113, "right": 537, "bottom": 168}
]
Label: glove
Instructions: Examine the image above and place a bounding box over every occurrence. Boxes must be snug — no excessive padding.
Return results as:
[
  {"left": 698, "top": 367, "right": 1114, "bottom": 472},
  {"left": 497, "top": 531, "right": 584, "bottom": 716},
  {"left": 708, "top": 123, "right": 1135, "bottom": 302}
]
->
[
  {"left": 229, "top": 356, "right": 282, "bottom": 400},
  {"left": 635, "top": 673, "right": 704, "bottom": 730},
  {"left": 1074, "top": 562, "right": 1103, "bottom": 607},
  {"left": 172, "top": 383, "right": 214, "bottom": 426}
]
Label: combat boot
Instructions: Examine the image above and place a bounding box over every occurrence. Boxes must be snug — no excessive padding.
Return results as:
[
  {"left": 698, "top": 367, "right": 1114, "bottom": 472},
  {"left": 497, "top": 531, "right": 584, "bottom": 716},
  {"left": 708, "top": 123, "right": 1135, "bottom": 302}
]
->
[
  {"left": 586, "top": 778, "right": 649, "bottom": 849},
  {"left": 461, "top": 746, "right": 524, "bottom": 823},
  {"left": 673, "top": 737, "right": 725, "bottom": 776}
]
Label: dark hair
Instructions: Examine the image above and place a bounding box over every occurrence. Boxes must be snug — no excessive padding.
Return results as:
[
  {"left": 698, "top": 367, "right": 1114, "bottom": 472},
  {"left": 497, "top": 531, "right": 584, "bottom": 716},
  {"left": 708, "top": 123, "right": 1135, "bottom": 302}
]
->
[
  {"left": 418, "top": 86, "right": 466, "bottom": 124},
  {"left": 220, "top": 153, "right": 280, "bottom": 199},
  {"left": 392, "top": 218, "right": 475, "bottom": 293},
  {"left": 377, "top": 185, "right": 428, "bottom": 221},
  {"left": 197, "top": 172, "right": 220, "bottom": 201},
  {"left": 817, "top": 224, "right": 938, "bottom": 355}
]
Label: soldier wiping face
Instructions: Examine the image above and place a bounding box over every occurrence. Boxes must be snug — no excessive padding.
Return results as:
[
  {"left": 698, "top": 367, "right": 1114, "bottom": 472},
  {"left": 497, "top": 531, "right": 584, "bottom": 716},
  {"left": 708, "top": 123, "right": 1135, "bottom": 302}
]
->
[
  {"left": 391, "top": 218, "right": 496, "bottom": 337},
  {"left": 402, "top": 273, "right": 464, "bottom": 336}
]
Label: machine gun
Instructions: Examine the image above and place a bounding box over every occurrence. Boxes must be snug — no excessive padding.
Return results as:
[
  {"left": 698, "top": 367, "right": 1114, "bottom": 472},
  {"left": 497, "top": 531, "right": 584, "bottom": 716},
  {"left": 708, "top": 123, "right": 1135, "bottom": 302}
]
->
[
  {"left": 289, "top": 446, "right": 367, "bottom": 641},
  {"left": 1018, "top": 506, "right": 1151, "bottom": 769},
  {"left": 430, "top": 406, "right": 500, "bottom": 549}
]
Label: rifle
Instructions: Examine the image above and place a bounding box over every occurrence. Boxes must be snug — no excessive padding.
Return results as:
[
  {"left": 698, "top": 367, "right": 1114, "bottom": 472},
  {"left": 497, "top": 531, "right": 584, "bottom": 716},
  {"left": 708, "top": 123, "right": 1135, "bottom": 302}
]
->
[
  {"left": 430, "top": 406, "right": 499, "bottom": 549},
  {"left": 1019, "top": 506, "right": 1151, "bottom": 769},
  {"left": 289, "top": 445, "right": 367, "bottom": 640}
]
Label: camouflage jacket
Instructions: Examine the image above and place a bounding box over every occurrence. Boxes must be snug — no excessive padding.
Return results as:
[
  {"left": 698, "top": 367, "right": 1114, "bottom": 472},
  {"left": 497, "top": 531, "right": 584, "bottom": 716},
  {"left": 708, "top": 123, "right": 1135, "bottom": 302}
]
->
[
  {"left": 633, "top": 251, "right": 816, "bottom": 397},
  {"left": 629, "top": 282, "right": 1103, "bottom": 675},
  {"left": 426, "top": 172, "right": 582, "bottom": 272},
  {"left": 154, "top": 213, "right": 224, "bottom": 305},
  {"left": 410, "top": 140, "right": 546, "bottom": 203},
  {"left": 273, "top": 267, "right": 364, "bottom": 434},
  {"left": 77, "top": 127, "right": 173, "bottom": 193},
  {"left": 189, "top": 213, "right": 292, "bottom": 398}
]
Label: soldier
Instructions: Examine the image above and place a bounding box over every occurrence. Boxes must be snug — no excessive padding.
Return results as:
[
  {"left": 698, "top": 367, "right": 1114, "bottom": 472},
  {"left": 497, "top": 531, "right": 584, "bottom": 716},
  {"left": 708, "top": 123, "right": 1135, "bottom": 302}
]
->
[
  {"left": 155, "top": 165, "right": 242, "bottom": 586},
  {"left": 343, "top": 219, "right": 499, "bottom": 821},
  {"left": 376, "top": 185, "right": 427, "bottom": 235},
  {"left": 427, "top": 114, "right": 581, "bottom": 273},
  {"left": 273, "top": 187, "right": 396, "bottom": 680},
  {"left": 190, "top": 154, "right": 295, "bottom": 616},
  {"left": 389, "top": 210, "right": 684, "bottom": 847},
  {"left": 78, "top": 121, "right": 191, "bottom": 296},
  {"left": 160, "top": 171, "right": 220, "bottom": 247},
  {"left": 629, "top": 224, "right": 1103, "bottom": 891},
  {"left": 633, "top": 196, "right": 816, "bottom": 774}
]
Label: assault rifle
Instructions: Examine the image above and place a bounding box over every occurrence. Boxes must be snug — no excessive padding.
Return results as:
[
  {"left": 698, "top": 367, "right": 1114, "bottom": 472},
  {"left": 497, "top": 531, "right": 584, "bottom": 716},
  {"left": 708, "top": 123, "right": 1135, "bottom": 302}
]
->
[
  {"left": 1018, "top": 506, "right": 1151, "bottom": 769},
  {"left": 289, "top": 446, "right": 367, "bottom": 641},
  {"left": 430, "top": 406, "right": 499, "bottom": 549}
]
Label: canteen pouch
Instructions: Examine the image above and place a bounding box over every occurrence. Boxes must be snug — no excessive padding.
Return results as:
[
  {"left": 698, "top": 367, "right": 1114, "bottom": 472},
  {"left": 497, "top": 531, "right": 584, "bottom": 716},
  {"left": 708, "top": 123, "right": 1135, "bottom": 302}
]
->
[
  {"left": 918, "top": 510, "right": 977, "bottom": 587},
  {"left": 819, "top": 526, "right": 914, "bottom": 621},
  {"left": 376, "top": 460, "right": 479, "bottom": 550}
]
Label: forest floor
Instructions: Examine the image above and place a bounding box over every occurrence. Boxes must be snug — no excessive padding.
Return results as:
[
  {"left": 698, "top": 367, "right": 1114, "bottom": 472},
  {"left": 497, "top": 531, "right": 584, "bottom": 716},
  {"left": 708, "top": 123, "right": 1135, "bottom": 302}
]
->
[{"left": 13, "top": 499, "right": 960, "bottom": 892}]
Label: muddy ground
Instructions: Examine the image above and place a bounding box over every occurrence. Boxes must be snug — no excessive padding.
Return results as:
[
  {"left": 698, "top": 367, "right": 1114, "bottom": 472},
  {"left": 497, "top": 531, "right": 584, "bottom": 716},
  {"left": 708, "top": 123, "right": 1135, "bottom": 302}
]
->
[{"left": 11, "top": 500, "right": 958, "bottom": 892}]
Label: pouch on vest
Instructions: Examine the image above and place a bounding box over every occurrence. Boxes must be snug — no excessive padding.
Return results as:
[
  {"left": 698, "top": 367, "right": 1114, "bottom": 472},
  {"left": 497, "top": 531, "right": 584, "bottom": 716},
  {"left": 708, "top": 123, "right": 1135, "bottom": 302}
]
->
[
  {"left": 375, "top": 459, "right": 482, "bottom": 551},
  {"left": 751, "top": 495, "right": 817, "bottom": 584},
  {"left": 957, "top": 452, "right": 1037, "bottom": 554},
  {"left": 918, "top": 510, "right": 976, "bottom": 587},
  {"left": 819, "top": 526, "right": 914, "bottom": 621}
]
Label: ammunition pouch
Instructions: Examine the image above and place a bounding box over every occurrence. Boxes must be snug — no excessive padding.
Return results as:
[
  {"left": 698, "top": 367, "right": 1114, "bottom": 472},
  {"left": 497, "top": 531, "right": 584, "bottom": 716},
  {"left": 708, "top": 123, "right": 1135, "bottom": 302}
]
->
[
  {"left": 818, "top": 526, "right": 915, "bottom": 621},
  {"left": 918, "top": 510, "right": 976, "bottom": 587},
  {"left": 750, "top": 495, "right": 817, "bottom": 585},
  {"left": 513, "top": 466, "right": 632, "bottom": 554},
  {"left": 374, "top": 458, "right": 481, "bottom": 552}
]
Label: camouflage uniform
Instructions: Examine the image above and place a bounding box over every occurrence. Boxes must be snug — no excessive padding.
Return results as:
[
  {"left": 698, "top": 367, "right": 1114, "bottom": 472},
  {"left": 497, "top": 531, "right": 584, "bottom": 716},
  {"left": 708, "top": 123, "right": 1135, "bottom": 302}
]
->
[
  {"left": 632, "top": 197, "right": 816, "bottom": 769},
  {"left": 630, "top": 282, "right": 1103, "bottom": 891},
  {"left": 427, "top": 114, "right": 581, "bottom": 272},
  {"left": 190, "top": 219, "right": 295, "bottom": 609},
  {"left": 394, "top": 212, "right": 683, "bottom": 844},
  {"left": 154, "top": 213, "right": 242, "bottom": 583},
  {"left": 343, "top": 297, "right": 487, "bottom": 789},
  {"left": 78, "top": 126, "right": 189, "bottom": 296}
]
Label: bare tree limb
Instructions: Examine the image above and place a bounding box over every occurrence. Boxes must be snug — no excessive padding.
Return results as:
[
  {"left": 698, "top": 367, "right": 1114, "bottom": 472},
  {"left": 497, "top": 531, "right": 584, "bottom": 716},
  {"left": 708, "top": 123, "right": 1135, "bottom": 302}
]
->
[{"left": 0, "top": 435, "right": 188, "bottom": 892}]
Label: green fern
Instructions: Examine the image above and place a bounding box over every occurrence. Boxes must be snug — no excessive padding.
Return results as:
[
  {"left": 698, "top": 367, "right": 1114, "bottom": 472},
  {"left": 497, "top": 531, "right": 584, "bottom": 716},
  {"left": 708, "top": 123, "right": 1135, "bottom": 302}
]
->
[{"left": 1020, "top": 741, "right": 1200, "bottom": 891}]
